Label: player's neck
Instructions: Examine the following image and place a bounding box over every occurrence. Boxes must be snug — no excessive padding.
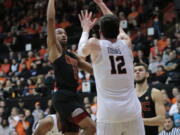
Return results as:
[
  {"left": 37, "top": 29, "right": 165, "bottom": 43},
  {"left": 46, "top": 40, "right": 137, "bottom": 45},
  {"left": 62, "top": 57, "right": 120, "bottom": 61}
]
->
[{"left": 136, "top": 81, "right": 149, "bottom": 92}]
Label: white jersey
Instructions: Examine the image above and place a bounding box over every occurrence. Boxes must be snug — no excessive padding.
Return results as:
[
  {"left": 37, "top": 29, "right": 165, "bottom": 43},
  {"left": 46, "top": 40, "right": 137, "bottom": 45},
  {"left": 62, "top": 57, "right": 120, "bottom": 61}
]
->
[{"left": 92, "top": 39, "right": 141, "bottom": 123}]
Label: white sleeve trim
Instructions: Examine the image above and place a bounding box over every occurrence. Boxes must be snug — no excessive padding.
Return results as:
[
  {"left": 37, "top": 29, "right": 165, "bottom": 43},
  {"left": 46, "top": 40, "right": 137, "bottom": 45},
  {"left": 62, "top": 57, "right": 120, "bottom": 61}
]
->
[{"left": 77, "top": 32, "right": 89, "bottom": 57}]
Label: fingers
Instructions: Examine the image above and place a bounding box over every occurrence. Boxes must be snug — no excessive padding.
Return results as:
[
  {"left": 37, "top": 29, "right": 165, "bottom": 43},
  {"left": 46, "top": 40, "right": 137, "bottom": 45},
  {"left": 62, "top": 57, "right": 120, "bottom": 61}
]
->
[
  {"left": 85, "top": 10, "right": 88, "bottom": 18},
  {"left": 79, "top": 10, "right": 93, "bottom": 20},
  {"left": 92, "top": 18, "right": 98, "bottom": 24},
  {"left": 78, "top": 14, "right": 82, "bottom": 22},
  {"left": 88, "top": 12, "right": 92, "bottom": 19},
  {"left": 81, "top": 10, "right": 85, "bottom": 19}
]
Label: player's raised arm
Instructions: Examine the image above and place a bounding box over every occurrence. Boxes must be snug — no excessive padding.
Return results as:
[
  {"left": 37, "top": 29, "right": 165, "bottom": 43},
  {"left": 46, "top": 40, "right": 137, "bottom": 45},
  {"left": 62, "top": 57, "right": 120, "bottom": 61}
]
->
[
  {"left": 118, "top": 27, "right": 132, "bottom": 49},
  {"left": 94, "top": 0, "right": 132, "bottom": 49},
  {"left": 47, "top": 0, "right": 62, "bottom": 62},
  {"left": 93, "top": 0, "right": 113, "bottom": 15},
  {"left": 78, "top": 10, "right": 97, "bottom": 57}
]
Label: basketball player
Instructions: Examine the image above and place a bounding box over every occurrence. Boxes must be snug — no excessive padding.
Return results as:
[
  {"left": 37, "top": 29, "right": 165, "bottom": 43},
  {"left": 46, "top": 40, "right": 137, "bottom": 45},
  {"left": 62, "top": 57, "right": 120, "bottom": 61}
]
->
[
  {"left": 32, "top": 113, "right": 63, "bottom": 135},
  {"left": 77, "top": 0, "right": 145, "bottom": 134},
  {"left": 47, "top": 0, "right": 96, "bottom": 134},
  {"left": 134, "top": 63, "right": 166, "bottom": 135}
]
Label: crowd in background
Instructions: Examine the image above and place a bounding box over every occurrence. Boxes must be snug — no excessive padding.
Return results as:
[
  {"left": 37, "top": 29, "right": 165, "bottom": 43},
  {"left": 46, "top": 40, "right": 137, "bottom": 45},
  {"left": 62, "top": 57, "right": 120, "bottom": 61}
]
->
[{"left": 0, "top": 0, "right": 180, "bottom": 134}]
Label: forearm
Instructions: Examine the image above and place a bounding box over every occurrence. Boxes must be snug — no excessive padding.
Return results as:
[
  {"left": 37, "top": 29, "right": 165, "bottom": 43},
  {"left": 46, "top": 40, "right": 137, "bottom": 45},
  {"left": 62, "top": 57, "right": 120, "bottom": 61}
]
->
[
  {"left": 144, "top": 116, "right": 165, "bottom": 126},
  {"left": 96, "top": 2, "right": 113, "bottom": 15},
  {"left": 119, "top": 27, "right": 130, "bottom": 39},
  {"left": 79, "top": 61, "right": 93, "bottom": 74},
  {"left": 78, "top": 32, "right": 89, "bottom": 57},
  {"left": 47, "top": 0, "right": 55, "bottom": 21}
]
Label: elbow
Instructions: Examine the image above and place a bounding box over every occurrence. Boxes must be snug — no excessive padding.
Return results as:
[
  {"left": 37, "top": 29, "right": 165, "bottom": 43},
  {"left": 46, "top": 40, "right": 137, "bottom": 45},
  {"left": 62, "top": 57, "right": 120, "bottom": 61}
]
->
[{"left": 77, "top": 48, "right": 85, "bottom": 57}]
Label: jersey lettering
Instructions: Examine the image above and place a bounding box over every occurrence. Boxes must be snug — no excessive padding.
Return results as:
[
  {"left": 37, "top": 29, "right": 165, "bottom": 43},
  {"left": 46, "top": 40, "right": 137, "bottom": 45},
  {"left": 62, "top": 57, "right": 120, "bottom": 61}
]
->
[
  {"left": 109, "top": 55, "right": 127, "bottom": 74},
  {"left": 141, "top": 102, "right": 151, "bottom": 112}
]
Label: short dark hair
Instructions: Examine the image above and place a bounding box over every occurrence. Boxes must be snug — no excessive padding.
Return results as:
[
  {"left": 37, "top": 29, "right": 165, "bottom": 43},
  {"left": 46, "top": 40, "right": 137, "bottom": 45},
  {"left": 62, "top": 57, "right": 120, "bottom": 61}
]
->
[
  {"left": 99, "top": 14, "right": 119, "bottom": 39},
  {"left": 134, "top": 63, "right": 148, "bottom": 72},
  {"left": 166, "top": 115, "right": 174, "bottom": 121}
]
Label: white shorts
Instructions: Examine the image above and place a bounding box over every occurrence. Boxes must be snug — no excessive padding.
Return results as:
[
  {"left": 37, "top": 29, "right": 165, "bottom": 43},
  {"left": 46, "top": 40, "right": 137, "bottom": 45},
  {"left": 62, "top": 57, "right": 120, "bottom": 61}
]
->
[{"left": 97, "top": 117, "right": 145, "bottom": 135}]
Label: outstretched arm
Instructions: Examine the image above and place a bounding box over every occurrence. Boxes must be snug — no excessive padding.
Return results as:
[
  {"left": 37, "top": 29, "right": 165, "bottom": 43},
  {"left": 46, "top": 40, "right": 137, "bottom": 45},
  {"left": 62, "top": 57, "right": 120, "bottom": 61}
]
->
[
  {"left": 117, "top": 27, "right": 132, "bottom": 49},
  {"left": 47, "top": 0, "right": 61, "bottom": 62},
  {"left": 93, "top": 0, "right": 113, "bottom": 15},
  {"left": 78, "top": 10, "right": 98, "bottom": 57},
  {"left": 94, "top": 0, "right": 132, "bottom": 49},
  {"left": 72, "top": 52, "right": 93, "bottom": 74}
]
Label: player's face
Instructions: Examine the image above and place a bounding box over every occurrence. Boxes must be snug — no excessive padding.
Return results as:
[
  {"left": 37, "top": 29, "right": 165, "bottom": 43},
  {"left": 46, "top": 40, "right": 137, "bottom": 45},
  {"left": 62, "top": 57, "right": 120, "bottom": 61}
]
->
[
  {"left": 56, "top": 28, "right": 68, "bottom": 47},
  {"left": 134, "top": 66, "right": 148, "bottom": 84}
]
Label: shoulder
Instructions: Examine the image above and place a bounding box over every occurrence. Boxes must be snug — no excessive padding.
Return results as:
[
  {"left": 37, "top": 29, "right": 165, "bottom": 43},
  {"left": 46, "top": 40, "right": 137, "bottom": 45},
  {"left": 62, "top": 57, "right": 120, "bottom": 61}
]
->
[
  {"left": 88, "top": 37, "right": 99, "bottom": 43},
  {"left": 88, "top": 38, "right": 100, "bottom": 46},
  {"left": 87, "top": 38, "right": 101, "bottom": 52},
  {"left": 38, "top": 116, "right": 54, "bottom": 128},
  {"left": 151, "top": 88, "right": 163, "bottom": 102}
]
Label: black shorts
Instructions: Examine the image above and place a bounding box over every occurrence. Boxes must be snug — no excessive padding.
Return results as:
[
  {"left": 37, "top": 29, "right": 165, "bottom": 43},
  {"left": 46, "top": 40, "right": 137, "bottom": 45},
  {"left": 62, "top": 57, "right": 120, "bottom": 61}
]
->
[{"left": 52, "top": 90, "right": 89, "bottom": 133}]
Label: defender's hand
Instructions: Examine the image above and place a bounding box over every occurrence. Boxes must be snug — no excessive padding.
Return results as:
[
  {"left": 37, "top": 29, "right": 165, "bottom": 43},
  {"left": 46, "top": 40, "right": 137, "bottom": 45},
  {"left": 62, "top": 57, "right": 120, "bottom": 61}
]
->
[{"left": 79, "top": 10, "right": 97, "bottom": 32}]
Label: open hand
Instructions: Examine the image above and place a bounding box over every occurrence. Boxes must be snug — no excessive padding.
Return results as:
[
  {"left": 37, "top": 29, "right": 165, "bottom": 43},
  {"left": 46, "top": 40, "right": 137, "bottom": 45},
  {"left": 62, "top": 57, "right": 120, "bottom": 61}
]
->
[{"left": 79, "top": 10, "right": 97, "bottom": 32}]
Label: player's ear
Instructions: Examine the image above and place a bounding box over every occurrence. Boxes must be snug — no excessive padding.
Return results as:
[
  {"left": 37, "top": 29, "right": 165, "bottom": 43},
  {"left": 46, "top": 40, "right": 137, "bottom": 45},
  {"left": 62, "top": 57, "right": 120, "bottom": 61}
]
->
[{"left": 146, "top": 71, "right": 150, "bottom": 78}]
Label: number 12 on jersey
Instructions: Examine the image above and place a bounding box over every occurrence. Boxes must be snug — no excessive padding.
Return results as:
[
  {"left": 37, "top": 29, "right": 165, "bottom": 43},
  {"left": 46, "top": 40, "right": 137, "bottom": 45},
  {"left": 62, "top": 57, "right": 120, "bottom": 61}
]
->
[{"left": 109, "top": 55, "right": 127, "bottom": 74}]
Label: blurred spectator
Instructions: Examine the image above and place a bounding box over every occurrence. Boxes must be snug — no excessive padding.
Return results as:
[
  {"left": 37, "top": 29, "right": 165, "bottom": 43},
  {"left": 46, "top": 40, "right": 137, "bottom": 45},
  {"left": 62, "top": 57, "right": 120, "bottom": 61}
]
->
[
  {"left": 152, "top": 17, "right": 162, "bottom": 38},
  {"left": 32, "top": 102, "right": 43, "bottom": 122},
  {"left": 159, "top": 115, "right": 180, "bottom": 135},
  {"left": 17, "top": 99, "right": 25, "bottom": 113},
  {"left": 8, "top": 107, "right": 20, "bottom": 132},
  {"left": 11, "top": 59, "right": 19, "bottom": 73},
  {"left": 148, "top": 55, "right": 164, "bottom": 74},
  {"left": 24, "top": 109, "right": 34, "bottom": 135},
  {"left": 169, "top": 94, "right": 180, "bottom": 116},
  {"left": 161, "top": 89, "right": 172, "bottom": 116},
  {"left": 149, "top": 39, "right": 159, "bottom": 60},
  {"left": 38, "top": 45, "right": 47, "bottom": 59},
  {"left": 157, "top": 33, "right": 167, "bottom": 53},
  {"left": 171, "top": 87, "right": 179, "bottom": 104},
  {"left": 0, "top": 118, "right": 11, "bottom": 135},
  {"left": 134, "top": 50, "right": 149, "bottom": 65},
  {"left": 1, "top": 58, "right": 10, "bottom": 74},
  {"left": 44, "top": 99, "right": 52, "bottom": 116},
  {"left": 173, "top": 98, "right": 180, "bottom": 128},
  {"left": 165, "top": 51, "right": 180, "bottom": 85},
  {"left": 155, "top": 65, "right": 167, "bottom": 84},
  {"left": 15, "top": 111, "right": 30, "bottom": 135}
]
